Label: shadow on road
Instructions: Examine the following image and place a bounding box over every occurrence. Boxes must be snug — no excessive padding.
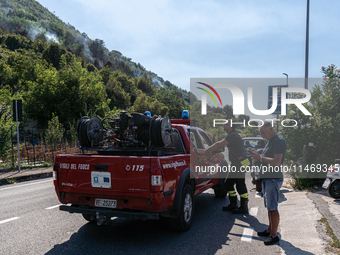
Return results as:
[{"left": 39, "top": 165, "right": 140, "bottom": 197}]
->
[
  {"left": 234, "top": 213, "right": 316, "bottom": 255},
  {"left": 46, "top": 193, "right": 235, "bottom": 255},
  {"left": 46, "top": 188, "right": 317, "bottom": 255},
  {"left": 278, "top": 239, "right": 316, "bottom": 255},
  {"left": 313, "top": 188, "right": 340, "bottom": 202}
]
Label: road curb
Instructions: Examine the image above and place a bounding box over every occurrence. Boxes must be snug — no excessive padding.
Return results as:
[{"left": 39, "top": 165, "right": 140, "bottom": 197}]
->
[
  {"left": 307, "top": 191, "right": 340, "bottom": 242},
  {"left": 0, "top": 172, "right": 53, "bottom": 186},
  {"left": 279, "top": 187, "right": 328, "bottom": 255}
]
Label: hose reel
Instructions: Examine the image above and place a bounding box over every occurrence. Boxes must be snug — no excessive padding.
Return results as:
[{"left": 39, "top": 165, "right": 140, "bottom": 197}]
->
[{"left": 77, "top": 116, "right": 104, "bottom": 147}]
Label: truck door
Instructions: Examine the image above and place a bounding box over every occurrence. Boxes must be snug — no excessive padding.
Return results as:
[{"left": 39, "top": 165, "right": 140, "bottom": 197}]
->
[
  {"left": 189, "top": 129, "right": 211, "bottom": 192},
  {"left": 198, "top": 130, "right": 224, "bottom": 182}
]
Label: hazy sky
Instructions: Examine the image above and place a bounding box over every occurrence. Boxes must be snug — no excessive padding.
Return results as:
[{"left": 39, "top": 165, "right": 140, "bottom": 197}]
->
[{"left": 37, "top": 0, "right": 339, "bottom": 92}]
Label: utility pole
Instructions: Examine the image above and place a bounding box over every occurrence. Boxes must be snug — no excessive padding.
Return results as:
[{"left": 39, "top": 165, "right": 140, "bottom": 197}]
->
[
  {"left": 283, "top": 73, "right": 288, "bottom": 87},
  {"left": 13, "top": 100, "right": 22, "bottom": 173},
  {"left": 15, "top": 100, "right": 21, "bottom": 172},
  {"left": 304, "top": 0, "right": 310, "bottom": 90}
]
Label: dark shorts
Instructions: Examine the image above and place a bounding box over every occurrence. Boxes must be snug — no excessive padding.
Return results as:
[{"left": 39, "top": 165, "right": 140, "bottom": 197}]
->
[{"left": 262, "top": 178, "right": 283, "bottom": 211}]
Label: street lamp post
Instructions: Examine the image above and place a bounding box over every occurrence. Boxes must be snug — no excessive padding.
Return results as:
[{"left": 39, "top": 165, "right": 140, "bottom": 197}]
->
[
  {"left": 283, "top": 73, "right": 288, "bottom": 86},
  {"left": 304, "top": 0, "right": 310, "bottom": 90},
  {"left": 15, "top": 100, "right": 20, "bottom": 172},
  {"left": 276, "top": 73, "right": 289, "bottom": 133}
]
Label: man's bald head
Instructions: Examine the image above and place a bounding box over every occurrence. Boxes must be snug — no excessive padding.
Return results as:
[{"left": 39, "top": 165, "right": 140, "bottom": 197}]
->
[{"left": 259, "top": 121, "right": 277, "bottom": 140}]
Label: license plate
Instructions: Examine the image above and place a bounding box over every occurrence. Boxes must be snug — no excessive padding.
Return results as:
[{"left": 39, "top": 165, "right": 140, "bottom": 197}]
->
[
  {"left": 95, "top": 198, "right": 117, "bottom": 208},
  {"left": 91, "top": 171, "right": 111, "bottom": 188}
]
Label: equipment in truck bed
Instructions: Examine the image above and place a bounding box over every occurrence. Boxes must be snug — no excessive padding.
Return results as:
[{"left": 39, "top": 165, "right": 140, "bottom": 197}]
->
[{"left": 77, "top": 111, "right": 178, "bottom": 155}]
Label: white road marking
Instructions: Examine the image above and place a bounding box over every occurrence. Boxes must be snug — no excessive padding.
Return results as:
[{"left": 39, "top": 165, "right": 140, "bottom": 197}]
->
[
  {"left": 46, "top": 204, "right": 62, "bottom": 210},
  {"left": 0, "top": 179, "right": 52, "bottom": 191},
  {"left": 249, "top": 207, "right": 258, "bottom": 216},
  {"left": 241, "top": 227, "right": 254, "bottom": 242},
  {"left": 0, "top": 217, "right": 20, "bottom": 225}
]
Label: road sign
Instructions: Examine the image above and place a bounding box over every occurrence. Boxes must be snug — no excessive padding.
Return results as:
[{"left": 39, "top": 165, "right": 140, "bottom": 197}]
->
[
  {"left": 268, "top": 85, "right": 288, "bottom": 115},
  {"left": 13, "top": 100, "right": 22, "bottom": 122}
]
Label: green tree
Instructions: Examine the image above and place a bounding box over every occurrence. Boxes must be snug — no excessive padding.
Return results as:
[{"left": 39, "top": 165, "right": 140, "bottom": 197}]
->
[
  {"left": 0, "top": 115, "right": 13, "bottom": 162},
  {"left": 0, "top": 87, "right": 14, "bottom": 118},
  {"left": 132, "top": 94, "right": 168, "bottom": 116},
  {"left": 106, "top": 75, "right": 131, "bottom": 110},
  {"left": 42, "top": 42, "right": 68, "bottom": 70},
  {"left": 3, "top": 49, "right": 42, "bottom": 92},
  {"left": 25, "top": 55, "right": 109, "bottom": 128},
  {"left": 4, "top": 34, "right": 29, "bottom": 51},
  {"left": 132, "top": 93, "right": 149, "bottom": 113},
  {"left": 190, "top": 101, "right": 228, "bottom": 142},
  {"left": 0, "top": 85, "right": 17, "bottom": 162},
  {"left": 150, "top": 99, "right": 168, "bottom": 116},
  {"left": 280, "top": 64, "right": 340, "bottom": 168},
  {"left": 90, "top": 39, "right": 106, "bottom": 61},
  {"left": 240, "top": 124, "right": 260, "bottom": 138},
  {"left": 45, "top": 113, "right": 63, "bottom": 148},
  {"left": 66, "top": 119, "right": 77, "bottom": 147},
  {"left": 136, "top": 75, "right": 156, "bottom": 96},
  {"left": 155, "top": 88, "right": 186, "bottom": 118}
]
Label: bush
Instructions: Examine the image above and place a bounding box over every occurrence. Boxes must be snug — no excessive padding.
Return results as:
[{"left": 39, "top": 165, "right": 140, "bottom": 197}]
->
[
  {"left": 292, "top": 178, "right": 321, "bottom": 190},
  {"left": 0, "top": 114, "right": 13, "bottom": 162},
  {"left": 44, "top": 113, "right": 63, "bottom": 148}
]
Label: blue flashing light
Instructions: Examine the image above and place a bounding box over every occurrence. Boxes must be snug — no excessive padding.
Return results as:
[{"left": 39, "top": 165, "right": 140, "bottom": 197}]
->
[{"left": 182, "top": 110, "right": 189, "bottom": 119}]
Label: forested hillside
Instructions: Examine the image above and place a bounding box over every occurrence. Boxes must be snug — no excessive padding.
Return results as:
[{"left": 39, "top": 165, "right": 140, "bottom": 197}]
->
[{"left": 0, "top": 0, "right": 190, "bottom": 130}]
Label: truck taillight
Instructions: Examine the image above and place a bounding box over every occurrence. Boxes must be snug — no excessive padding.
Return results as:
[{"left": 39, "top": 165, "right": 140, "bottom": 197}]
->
[
  {"left": 151, "top": 166, "right": 163, "bottom": 192},
  {"left": 53, "top": 163, "right": 58, "bottom": 186}
]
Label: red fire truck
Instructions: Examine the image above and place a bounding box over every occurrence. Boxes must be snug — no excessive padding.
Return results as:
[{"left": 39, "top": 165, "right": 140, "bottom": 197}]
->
[{"left": 54, "top": 111, "right": 226, "bottom": 231}]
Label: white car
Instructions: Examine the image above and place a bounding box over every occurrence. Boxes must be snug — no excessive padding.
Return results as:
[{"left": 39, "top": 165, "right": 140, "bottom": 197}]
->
[
  {"left": 325, "top": 160, "right": 340, "bottom": 198},
  {"left": 242, "top": 137, "right": 266, "bottom": 158}
]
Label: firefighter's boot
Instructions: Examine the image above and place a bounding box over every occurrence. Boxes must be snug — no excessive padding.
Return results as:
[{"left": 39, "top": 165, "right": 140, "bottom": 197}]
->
[
  {"left": 222, "top": 195, "right": 238, "bottom": 211},
  {"left": 232, "top": 197, "right": 249, "bottom": 214}
]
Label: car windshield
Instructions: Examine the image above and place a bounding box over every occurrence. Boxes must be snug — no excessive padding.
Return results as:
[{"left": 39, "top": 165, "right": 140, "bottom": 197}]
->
[{"left": 243, "top": 139, "right": 264, "bottom": 148}]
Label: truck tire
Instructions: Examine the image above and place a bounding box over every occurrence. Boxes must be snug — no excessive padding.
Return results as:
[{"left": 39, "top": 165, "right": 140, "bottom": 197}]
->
[
  {"left": 171, "top": 184, "right": 195, "bottom": 232},
  {"left": 328, "top": 179, "right": 340, "bottom": 199},
  {"left": 82, "top": 213, "right": 96, "bottom": 223}
]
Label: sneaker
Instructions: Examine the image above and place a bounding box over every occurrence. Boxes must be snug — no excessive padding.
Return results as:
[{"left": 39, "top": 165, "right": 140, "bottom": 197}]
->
[
  {"left": 257, "top": 230, "right": 270, "bottom": 237},
  {"left": 264, "top": 235, "right": 280, "bottom": 245}
]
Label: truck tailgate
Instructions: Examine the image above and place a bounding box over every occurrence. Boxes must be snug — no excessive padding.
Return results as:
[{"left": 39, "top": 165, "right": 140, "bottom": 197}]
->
[{"left": 56, "top": 154, "right": 151, "bottom": 198}]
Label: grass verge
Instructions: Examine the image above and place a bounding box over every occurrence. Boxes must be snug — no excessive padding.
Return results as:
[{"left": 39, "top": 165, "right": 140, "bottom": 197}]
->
[
  {"left": 319, "top": 217, "right": 340, "bottom": 254},
  {"left": 6, "top": 178, "right": 16, "bottom": 184}
]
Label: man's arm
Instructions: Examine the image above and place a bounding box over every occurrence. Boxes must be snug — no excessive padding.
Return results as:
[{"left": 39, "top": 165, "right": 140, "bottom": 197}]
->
[
  {"left": 205, "top": 139, "right": 228, "bottom": 153},
  {"left": 250, "top": 149, "right": 283, "bottom": 166},
  {"left": 262, "top": 153, "right": 283, "bottom": 166}
]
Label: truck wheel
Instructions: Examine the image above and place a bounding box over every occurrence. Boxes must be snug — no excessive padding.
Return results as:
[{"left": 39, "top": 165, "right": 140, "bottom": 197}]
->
[
  {"left": 328, "top": 179, "right": 340, "bottom": 199},
  {"left": 171, "top": 184, "right": 195, "bottom": 232},
  {"left": 82, "top": 213, "right": 96, "bottom": 223}
]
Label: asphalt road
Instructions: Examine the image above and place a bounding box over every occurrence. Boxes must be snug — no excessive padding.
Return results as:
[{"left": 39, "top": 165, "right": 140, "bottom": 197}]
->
[{"left": 0, "top": 177, "right": 290, "bottom": 255}]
